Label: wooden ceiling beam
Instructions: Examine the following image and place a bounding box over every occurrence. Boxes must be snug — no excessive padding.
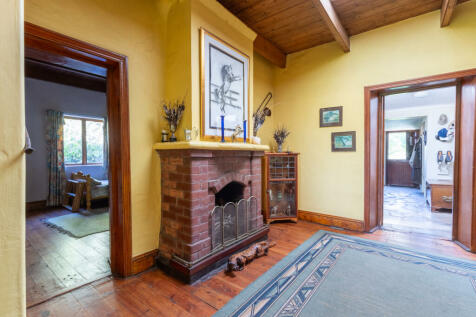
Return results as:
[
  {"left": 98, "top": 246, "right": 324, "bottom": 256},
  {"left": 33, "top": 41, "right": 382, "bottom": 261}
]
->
[
  {"left": 312, "top": 0, "right": 350, "bottom": 52},
  {"left": 25, "top": 58, "right": 107, "bottom": 92},
  {"left": 254, "top": 34, "right": 287, "bottom": 68},
  {"left": 441, "top": 0, "right": 458, "bottom": 27}
]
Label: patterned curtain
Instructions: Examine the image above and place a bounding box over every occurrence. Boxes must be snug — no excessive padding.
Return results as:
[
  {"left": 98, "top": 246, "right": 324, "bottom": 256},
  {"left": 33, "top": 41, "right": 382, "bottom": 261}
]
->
[{"left": 45, "top": 110, "right": 65, "bottom": 206}]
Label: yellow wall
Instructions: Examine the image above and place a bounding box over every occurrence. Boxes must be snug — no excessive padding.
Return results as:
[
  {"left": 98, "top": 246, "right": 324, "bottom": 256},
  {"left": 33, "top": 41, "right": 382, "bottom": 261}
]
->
[
  {"left": 254, "top": 52, "right": 276, "bottom": 148},
  {"left": 0, "top": 0, "right": 25, "bottom": 316},
  {"left": 273, "top": 1, "right": 476, "bottom": 220},
  {"left": 12, "top": 0, "right": 476, "bottom": 313},
  {"left": 25, "top": 0, "right": 165, "bottom": 256},
  {"left": 164, "top": 0, "right": 191, "bottom": 141},
  {"left": 162, "top": 0, "right": 257, "bottom": 140},
  {"left": 190, "top": 0, "right": 256, "bottom": 136},
  {"left": 24, "top": 0, "right": 258, "bottom": 256}
]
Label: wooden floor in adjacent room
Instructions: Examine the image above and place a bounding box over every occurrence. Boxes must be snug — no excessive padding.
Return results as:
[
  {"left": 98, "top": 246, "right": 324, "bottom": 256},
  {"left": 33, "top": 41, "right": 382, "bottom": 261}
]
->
[
  {"left": 26, "top": 208, "right": 111, "bottom": 308},
  {"left": 27, "top": 220, "right": 476, "bottom": 317}
]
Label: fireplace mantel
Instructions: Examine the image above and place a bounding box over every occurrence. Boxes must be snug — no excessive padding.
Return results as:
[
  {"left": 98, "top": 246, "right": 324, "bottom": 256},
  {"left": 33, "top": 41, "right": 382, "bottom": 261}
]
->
[{"left": 153, "top": 141, "right": 269, "bottom": 152}]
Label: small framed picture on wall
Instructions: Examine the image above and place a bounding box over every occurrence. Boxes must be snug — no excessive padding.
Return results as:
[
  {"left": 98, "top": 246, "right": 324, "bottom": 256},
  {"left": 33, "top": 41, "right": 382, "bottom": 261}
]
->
[
  {"left": 332, "top": 131, "right": 356, "bottom": 152},
  {"left": 320, "top": 106, "right": 343, "bottom": 127}
]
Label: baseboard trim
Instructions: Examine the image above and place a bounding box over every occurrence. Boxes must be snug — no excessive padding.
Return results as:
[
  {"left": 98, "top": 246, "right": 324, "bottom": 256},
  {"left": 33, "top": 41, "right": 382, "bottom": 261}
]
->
[
  {"left": 132, "top": 249, "right": 159, "bottom": 275},
  {"left": 26, "top": 200, "right": 47, "bottom": 212},
  {"left": 298, "top": 210, "right": 364, "bottom": 232}
]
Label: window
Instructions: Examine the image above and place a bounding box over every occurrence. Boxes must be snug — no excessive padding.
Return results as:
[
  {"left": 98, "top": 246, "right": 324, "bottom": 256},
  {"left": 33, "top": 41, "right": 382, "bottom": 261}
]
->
[
  {"left": 64, "top": 116, "right": 105, "bottom": 165},
  {"left": 387, "top": 132, "right": 407, "bottom": 160}
]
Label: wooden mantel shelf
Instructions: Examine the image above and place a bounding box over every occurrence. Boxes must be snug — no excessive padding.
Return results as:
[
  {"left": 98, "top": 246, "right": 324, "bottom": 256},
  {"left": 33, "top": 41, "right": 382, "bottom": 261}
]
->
[{"left": 153, "top": 141, "right": 269, "bottom": 152}]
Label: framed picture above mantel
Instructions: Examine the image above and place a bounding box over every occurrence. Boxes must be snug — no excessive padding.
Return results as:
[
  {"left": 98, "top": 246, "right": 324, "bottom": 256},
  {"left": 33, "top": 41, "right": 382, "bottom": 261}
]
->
[
  {"left": 320, "top": 106, "right": 343, "bottom": 127},
  {"left": 200, "top": 28, "right": 250, "bottom": 142}
]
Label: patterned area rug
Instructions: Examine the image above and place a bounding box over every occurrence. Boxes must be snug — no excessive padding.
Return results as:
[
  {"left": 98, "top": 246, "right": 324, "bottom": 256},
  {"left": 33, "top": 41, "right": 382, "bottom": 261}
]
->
[
  {"left": 215, "top": 231, "right": 476, "bottom": 317},
  {"left": 43, "top": 209, "right": 109, "bottom": 238}
]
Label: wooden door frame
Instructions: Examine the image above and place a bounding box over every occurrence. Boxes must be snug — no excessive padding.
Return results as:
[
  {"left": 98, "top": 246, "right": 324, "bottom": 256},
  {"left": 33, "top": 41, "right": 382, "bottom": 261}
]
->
[
  {"left": 364, "top": 68, "right": 476, "bottom": 253},
  {"left": 24, "top": 22, "right": 133, "bottom": 276}
]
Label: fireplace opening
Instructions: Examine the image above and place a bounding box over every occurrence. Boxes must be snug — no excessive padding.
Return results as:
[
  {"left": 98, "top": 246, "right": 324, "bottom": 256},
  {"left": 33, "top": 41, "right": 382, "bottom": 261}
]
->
[
  {"left": 211, "top": 181, "right": 260, "bottom": 251},
  {"left": 215, "top": 181, "right": 245, "bottom": 206}
]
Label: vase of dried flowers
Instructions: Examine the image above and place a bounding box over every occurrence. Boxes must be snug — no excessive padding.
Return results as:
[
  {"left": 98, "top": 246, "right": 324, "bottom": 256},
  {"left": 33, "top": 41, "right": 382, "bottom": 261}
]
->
[
  {"left": 273, "top": 127, "right": 290, "bottom": 153},
  {"left": 163, "top": 99, "right": 185, "bottom": 142},
  {"left": 170, "top": 124, "right": 177, "bottom": 141}
]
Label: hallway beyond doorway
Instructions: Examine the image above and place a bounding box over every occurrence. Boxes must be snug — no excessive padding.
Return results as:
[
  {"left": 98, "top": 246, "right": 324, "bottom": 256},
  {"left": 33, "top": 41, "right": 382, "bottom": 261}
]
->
[{"left": 383, "top": 186, "right": 452, "bottom": 239}]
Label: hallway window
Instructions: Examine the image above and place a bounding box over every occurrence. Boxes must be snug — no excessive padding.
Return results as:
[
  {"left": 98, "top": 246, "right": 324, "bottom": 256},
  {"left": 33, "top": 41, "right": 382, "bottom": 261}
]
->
[
  {"left": 64, "top": 116, "right": 104, "bottom": 165},
  {"left": 388, "top": 132, "right": 407, "bottom": 160}
]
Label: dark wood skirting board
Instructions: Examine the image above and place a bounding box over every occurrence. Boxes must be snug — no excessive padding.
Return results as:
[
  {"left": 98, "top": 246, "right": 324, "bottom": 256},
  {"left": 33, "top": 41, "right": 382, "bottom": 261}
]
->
[
  {"left": 158, "top": 226, "right": 270, "bottom": 284},
  {"left": 131, "top": 249, "right": 159, "bottom": 275},
  {"left": 26, "top": 200, "right": 47, "bottom": 213},
  {"left": 298, "top": 210, "right": 364, "bottom": 232}
]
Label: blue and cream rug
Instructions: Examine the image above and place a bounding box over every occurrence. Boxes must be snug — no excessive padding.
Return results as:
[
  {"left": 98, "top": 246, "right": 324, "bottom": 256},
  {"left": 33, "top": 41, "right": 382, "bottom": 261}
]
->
[{"left": 215, "top": 231, "right": 476, "bottom": 317}]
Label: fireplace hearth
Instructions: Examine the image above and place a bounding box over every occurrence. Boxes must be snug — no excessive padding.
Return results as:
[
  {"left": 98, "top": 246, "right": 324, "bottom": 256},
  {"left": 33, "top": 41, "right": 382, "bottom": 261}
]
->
[{"left": 154, "top": 143, "right": 269, "bottom": 283}]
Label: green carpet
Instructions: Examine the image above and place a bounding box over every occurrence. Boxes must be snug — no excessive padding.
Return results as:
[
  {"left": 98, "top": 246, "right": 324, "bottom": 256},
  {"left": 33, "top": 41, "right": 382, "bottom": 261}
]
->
[
  {"left": 215, "top": 230, "right": 476, "bottom": 317},
  {"left": 43, "top": 210, "right": 109, "bottom": 238}
]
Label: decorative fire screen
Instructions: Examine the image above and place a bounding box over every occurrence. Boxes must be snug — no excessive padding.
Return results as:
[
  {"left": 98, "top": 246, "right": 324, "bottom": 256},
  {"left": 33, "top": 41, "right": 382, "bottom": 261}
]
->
[{"left": 210, "top": 196, "right": 259, "bottom": 250}]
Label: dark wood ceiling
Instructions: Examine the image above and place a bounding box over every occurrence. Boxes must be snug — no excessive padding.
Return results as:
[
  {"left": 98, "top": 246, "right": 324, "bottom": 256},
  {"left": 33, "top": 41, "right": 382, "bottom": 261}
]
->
[{"left": 219, "top": 0, "right": 467, "bottom": 62}]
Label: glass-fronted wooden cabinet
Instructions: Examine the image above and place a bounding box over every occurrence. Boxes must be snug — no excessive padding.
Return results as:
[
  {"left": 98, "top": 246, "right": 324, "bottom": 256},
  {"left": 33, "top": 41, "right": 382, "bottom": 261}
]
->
[{"left": 262, "top": 152, "right": 299, "bottom": 223}]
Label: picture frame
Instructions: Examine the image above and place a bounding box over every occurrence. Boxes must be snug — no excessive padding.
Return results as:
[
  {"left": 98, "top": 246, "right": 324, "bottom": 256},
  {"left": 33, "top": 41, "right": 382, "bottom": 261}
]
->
[
  {"left": 332, "top": 131, "right": 356, "bottom": 152},
  {"left": 320, "top": 106, "right": 343, "bottom": 127},
  {"left": 200, "top": 28, "right": 250, "bottom": 141}
]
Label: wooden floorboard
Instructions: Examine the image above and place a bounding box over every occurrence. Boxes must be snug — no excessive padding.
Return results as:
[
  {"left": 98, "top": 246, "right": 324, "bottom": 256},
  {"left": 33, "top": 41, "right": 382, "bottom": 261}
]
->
[
  {"left": 27, "top": 221, "right": 476, "bottom": 316},
  {"left": 26, "top": 208, "right": 111, "bottom": 307}
]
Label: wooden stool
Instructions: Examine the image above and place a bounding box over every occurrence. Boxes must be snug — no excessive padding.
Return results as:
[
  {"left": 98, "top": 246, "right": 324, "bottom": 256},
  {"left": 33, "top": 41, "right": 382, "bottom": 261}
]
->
[{"left": 63, "top": 179, "right": 85, "bottom": 212}]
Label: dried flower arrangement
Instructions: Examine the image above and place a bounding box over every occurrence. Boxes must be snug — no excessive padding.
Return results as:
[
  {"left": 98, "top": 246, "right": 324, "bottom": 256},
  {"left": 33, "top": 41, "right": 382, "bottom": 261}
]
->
[
  {"left": 253, "top": 92, "right": 272, "bottom": 137},
  {"left": 162, "top": 99, "right": 185, "bottom": 142},
  {"left": 273, "top": 126, "right": 290, "bottom": 152}
]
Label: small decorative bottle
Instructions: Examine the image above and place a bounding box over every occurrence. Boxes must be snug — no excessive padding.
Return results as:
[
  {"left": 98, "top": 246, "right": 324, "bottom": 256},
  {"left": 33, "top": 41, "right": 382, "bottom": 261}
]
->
[{"left": 161, "top": 130, "right": 168, "bottom": 142}]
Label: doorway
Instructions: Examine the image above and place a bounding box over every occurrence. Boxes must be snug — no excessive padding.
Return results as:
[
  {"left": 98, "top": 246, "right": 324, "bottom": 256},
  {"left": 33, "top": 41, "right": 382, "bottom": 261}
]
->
[
  {"left": 386, "top": 129, "right": 420, "bottom": 187},
  {"left": 24, "top": 23, "right": 132, "bottom": 306},
  {"left": 25, "top": 65, "right": 110, "bottom": 306},
  {"left": 382, "top": 87, "right": 456, "bottom": 239},
  {"left": 364, "top": 69, "right": 476, "bottom": 253}
]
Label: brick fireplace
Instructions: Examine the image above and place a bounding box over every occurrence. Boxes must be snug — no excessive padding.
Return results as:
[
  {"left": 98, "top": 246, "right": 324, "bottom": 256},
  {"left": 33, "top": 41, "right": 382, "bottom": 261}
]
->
[{"left": 154, "top": 144, "right": 269, "bottom": 283}]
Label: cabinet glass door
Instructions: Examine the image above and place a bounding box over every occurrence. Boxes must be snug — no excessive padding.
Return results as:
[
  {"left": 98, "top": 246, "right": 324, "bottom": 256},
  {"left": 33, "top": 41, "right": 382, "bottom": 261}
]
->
[{"left": 268, "top": 180, "right": 296, "bottom": 218}]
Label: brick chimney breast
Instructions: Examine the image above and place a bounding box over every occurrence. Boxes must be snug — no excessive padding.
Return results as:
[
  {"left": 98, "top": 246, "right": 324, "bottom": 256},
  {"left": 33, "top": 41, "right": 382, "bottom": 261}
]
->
[{"left": 157, "top": 149, "right": 265, "bottom": 266}]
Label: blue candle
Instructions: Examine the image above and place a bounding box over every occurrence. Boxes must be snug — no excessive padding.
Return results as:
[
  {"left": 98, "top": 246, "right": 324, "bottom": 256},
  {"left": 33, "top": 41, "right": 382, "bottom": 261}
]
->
[
  {"left": 220, "top": 115, "right": 225, "bottom": 142},
  {"left": 243, "top": 120, "right": 247, "bottom": 143}
]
